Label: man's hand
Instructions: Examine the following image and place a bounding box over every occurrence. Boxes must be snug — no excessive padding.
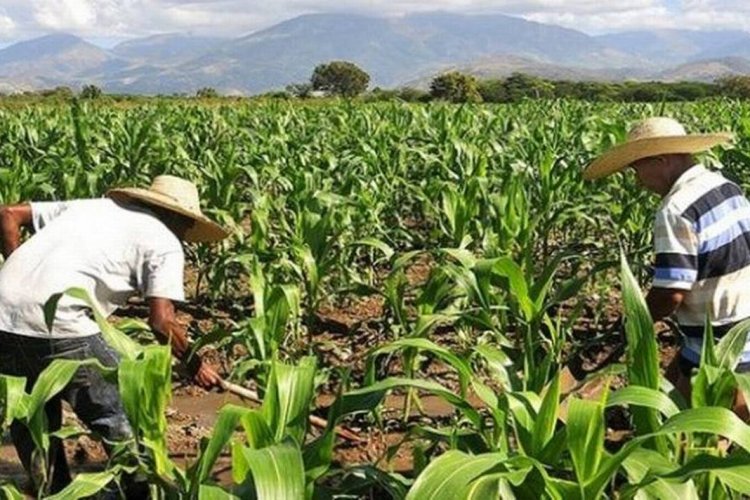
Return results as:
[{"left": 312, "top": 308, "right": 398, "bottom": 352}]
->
[
  {"left": 193, "top": 360, "right": 222, "bottom": 389},
  {"left": 148, "top": 297, "right": 222, "bottom": 389},
  {"left": 646, "top": 287, "right": 687, "bottom": 320},
  {"left": 0, "top": 203, "right": 32, "bottom": 258}
]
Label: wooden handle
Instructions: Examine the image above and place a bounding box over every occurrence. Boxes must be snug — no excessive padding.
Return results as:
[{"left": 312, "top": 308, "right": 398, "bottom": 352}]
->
[{"left": 219, "top": 379, "right": 363, "bottom": 443}]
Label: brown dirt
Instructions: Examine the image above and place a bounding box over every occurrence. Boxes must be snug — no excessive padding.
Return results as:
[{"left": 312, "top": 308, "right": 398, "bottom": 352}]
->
[{"left": 0, "top": 258, "right": 676, "bottom": 490}]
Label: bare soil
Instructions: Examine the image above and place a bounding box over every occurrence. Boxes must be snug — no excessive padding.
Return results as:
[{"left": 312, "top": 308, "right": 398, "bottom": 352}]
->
[{"left": 0, "top": 260, "right": 669, "bottom": 491}]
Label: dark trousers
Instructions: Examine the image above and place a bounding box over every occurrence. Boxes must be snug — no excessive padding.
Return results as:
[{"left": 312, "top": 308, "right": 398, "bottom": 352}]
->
[{"left": 0, "top": 330, "right": 142, "bottom": 496}]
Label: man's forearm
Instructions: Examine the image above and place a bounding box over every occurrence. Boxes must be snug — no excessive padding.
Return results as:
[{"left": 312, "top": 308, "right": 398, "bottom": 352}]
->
[
  {"left": 152, "top": 319, "right": 191, "bottom": 360},
  {"left": 0, "top": 204, "right": 32, "bottom": 259},
  {"left": 148, "top": 297, "right": 221, "bottom": 389},
  {"left": 0, "top": 210, "right": 22, "bottom": 258}
]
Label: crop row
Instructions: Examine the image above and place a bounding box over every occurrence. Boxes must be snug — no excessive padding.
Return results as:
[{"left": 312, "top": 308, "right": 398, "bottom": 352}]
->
[{"left": 1, "top": 99, "right": 750, "bottom": 498}]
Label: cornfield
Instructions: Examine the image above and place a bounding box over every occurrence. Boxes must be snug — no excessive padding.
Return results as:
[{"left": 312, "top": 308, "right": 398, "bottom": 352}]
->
[{"left": 2, "top": 98, "right": 750, "bottom": 499}]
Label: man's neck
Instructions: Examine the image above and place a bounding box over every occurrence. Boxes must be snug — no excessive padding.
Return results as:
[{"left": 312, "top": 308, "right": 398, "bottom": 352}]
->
[{"left": 661, "top": 163, "right": 696, "bottom": 197}]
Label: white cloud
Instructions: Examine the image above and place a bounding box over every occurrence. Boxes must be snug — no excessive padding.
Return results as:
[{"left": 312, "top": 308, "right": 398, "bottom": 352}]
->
[
  {"left": 1, "top": 1, "right": 750, "bottom": 43},
  {"left": 31, "top": 0, "right": 98, "bottom": 30},
  {"left": 0, "top": 14, "right": 15, "bottom": 31},
  {"left": 525, "top": 6, "right": 674, "bottom": 33},
  {"left": 0, "top": 6, "right": 16, "bottom": 39},
  {"left": 286, "top": 0, "right": 659, "bottom": 17}
]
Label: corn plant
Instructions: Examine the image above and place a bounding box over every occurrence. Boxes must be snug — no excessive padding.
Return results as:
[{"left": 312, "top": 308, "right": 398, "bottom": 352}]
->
[{"left": 359, "top": 253, "right": 750, "bottom": 499}]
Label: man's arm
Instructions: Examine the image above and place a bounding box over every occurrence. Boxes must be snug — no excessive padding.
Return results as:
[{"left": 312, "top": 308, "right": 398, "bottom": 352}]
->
[
  {"left": 0, "top": 203, "right": 32, "bottom": 258},
  {"left": 148, "top": 297, "right": 222, "bottom": 389},
  {"left": 646, "top": 287, "right": 686, "bottom": 320}
]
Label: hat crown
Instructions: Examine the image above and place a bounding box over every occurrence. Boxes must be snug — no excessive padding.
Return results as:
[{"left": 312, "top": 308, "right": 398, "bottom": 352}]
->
[
  {"left": 149, "top": 175, "right": 201, "bottom": 214},
  {"left": 627, "top": 117, "right": 687, "bottom": 142}
]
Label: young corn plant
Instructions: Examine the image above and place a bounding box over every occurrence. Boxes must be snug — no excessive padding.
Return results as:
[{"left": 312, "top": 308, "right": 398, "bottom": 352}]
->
[
  {"left": 239, "top": 257, "right": 300, "bottom": 364},
  {"left": 443, "top": 248, "right": 600, "bottom": 392},
  {"left": 286, "top": 200, "right": 349, "bottom": 342},
  {"left": 375, "top": 254, "right": 750, "bottom": 499},
  {"left": 0, "top": 360, "right": 143, "bottom": 500}
]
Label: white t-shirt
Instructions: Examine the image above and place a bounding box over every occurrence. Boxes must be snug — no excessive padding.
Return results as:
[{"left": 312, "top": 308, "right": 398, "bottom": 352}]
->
[{"left": 0, "top": 198, "right": 185, "bottom": 338}]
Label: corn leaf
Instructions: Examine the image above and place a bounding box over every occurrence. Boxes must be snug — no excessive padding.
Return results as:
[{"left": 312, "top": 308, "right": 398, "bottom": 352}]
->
[
  {"left": 531, "top": 372, "right": 561, "bottom": 458},
  {"left": 234, "top": 439, "right": 305, "bottom": 500},
  {"left": 0, "top": 375, "right": 28, "bottom": 428},
  {"left": 198, "top": 484, "right": 240, "bottom": 499},
  {"left": 45, "top": 470, "right": 120, "bottom": 500},
  {"left": 567, "top": 397, "right": 605, "bottom": 489},
  {"left": 261, "top": 356, "right": 316, "bottom": 444},
  {"left": 606, "top": 386, "right": 680, "bottom": 418},
  {"left": 620, "top": 251, "right": 666, "bottom": 452},
  {"left": 44, "top": 287, "right": 142, "bottom": 360},
  {"left": 190, "top": 404, "right": 256, "bottom": 491},
  {"left": 405, "top": 450, "right": 504, "bottom": 500},
  {"left": 118, "top": 346, "right": 173, "bottom": 476}
]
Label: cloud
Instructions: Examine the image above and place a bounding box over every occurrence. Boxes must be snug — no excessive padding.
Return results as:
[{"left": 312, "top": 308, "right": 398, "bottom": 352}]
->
[
  {"left": 285, "top": 0, "right": 659, "bottom": 17},
  {"left": 0, "top": 9, "right": 15, "bottom": 31},
  {"left": 0, "top": 15, "right": 14, "bottom": 33},
  {"left": 0, "top": 6, "right": 17, "bottom": 39},
  {"left": 525, "top": 5, "right": 674, "bottom": 33},
  {"left": 1, "top": 0, "right": 750, "bottom": 43},
  {"left": 31, "top": 0, "right": 99, "bottom": 30}
]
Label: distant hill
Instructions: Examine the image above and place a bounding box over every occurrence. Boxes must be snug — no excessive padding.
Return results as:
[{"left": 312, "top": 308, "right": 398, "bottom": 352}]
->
[
  {"left": 657, "top": 57, "right": 750, "bottom": 82},
  {"left": 111, "top": 34, "right": 227, "bottom": 66},
  {"left": 1, "top": 14, "right": 750, "bottom": 95},
  {"left": 0, "top": 33, "right": 127, "bottom": 88},
  {"left": 595, "top": 29, "right": 750, "bottom": 66},
  {"left": 107, "top": 12, "right": 645, "bottom": 94}
]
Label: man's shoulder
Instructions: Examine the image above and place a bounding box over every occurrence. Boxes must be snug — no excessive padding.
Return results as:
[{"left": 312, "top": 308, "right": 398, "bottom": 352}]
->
[
  {"left": 111, "top": 203, "right": 183, "bottom": 254},
  {"left": 663, "top": 166, "right": 736, "bottom": 217}
]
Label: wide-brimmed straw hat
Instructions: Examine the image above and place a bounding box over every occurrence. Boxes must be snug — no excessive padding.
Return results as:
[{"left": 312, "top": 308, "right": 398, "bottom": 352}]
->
[
  {"left": 107, "top": 175, "right": 229, "bottom": 243},
  {"left": 583, "top": 117, "right": 733, "bottom": 180}
]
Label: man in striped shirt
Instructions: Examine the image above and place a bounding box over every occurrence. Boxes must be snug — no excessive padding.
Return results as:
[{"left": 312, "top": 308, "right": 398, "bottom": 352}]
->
[{"left": 585, "top": 117, "right": 748, "bottom": 410}]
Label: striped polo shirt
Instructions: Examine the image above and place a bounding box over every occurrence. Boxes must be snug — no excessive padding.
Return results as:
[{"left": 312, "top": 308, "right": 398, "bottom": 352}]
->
[{"left": 652, "top": 164, "right": 750, "bottom": 363}]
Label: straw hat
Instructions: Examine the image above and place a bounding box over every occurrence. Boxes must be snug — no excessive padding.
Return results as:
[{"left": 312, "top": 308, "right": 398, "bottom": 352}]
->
[
  {"left": 107, "top": 175, "right": 229, "bottom": 243},
  {"left": 583, "top": 117, "right": 733, "bottom": 180}
]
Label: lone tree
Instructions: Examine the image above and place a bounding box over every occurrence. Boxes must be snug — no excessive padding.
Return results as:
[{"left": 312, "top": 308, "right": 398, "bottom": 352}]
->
[
  {"left": 80, "top": 84, "right": 103, "bottom": 99},
  {"left": 429, "top": 72, "right": 482, "bottom": 103},
  {"left": 502, "top": 73, "right": 554, "bottom": 101},
  {"left": 196, "top": 87, "right": 219, "bottom": 98},
  {"left": 311, "top": 61, "right": 370, "bottom": 97}
]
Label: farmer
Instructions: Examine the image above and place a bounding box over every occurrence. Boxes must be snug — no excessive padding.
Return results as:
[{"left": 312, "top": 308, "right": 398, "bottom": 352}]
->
[
  {"left": 584, "top": 117, "right": 750, "bottom": 413},
  {"left": 0, "top": 175, "right": 226, "bottom": 496}
]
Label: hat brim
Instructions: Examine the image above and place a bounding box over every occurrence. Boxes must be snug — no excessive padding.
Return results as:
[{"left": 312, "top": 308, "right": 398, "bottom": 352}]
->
[
  {"left": 106, "top": 188, "right": 229, "bottom": 243},
  {"left": 583, "top": 133, "right": 733, "bottom": 180}
]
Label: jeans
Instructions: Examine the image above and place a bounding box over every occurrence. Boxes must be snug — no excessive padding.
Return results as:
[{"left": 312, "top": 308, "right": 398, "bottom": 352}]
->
[{"left": 0, "top": 330, "right": 147, "bottom": 498}]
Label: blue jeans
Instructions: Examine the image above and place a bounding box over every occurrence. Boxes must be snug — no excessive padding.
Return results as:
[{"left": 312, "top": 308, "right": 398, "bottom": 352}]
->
[{"left": 0, "top": 331, "right": 145, "bottom": 497}]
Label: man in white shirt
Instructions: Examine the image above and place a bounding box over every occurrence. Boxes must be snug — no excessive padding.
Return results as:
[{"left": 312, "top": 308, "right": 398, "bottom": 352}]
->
[{"left": 0, "top": 175, "right": 227, "bottom": 496}]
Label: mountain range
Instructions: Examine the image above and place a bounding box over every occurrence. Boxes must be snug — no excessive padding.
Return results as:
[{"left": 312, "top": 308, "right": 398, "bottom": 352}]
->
[{"left": 1, "top": 12, "right": 750, "bottom": 95}]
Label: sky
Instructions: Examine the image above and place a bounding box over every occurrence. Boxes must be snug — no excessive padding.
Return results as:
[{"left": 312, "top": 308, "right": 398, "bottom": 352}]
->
[{"left": 0, "top": 0, "right": 749, "bottom": 46}]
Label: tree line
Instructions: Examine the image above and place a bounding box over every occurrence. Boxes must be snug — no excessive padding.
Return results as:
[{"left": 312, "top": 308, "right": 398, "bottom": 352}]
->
[{"left": 6, "top": 60, "right": 750, "bottom": 103}]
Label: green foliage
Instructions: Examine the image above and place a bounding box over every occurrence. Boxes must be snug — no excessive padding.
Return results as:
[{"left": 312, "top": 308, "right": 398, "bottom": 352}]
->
[
  {"left": 311, "top": 61, "right": 370, "bottom": 97},
  {"left": 80, "top": 84, "right": 103, "bottom": 99},
  {"left": 429, "top": 71, "right": 482, "bottom": 103},
  {"left": 285, "top": 82, "right": 313, "bottom": 98},
  {"left": 1, "top": 98, "right": 750, "bottom": 497},
  {"left": 475, "top": 73, "right": 721, "bottom": 103},
  {"left": 196, "top": 87, "right": 220, "bottom": 98},
  {"left": 716, "top": 75, "right": 750, "bottom": 98}
]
